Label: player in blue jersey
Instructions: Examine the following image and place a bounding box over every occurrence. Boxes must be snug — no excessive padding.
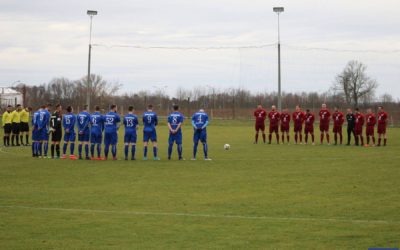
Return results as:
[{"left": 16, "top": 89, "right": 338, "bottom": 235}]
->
[
  {"left": 90, "top": 105, "right": 104, "bottom": 160},
  {"left": 191, "top": 109, "right": 211, "bottom": 160},
  {"left": 142, "top": 104, "right": 159, "bottom": 160},
  {"left": 167, "top": 104, "right": 184, "bottom": 160},
  {"left": 31, "top": 107, "right": 41, "bottom": 157},
  {"left": 77, "top": 105, "right": 91, "bottom": 160},
  {"left": 123, "top": 106, "right": 139, "bottom": 160},
  {"left": 61, "top": 106, "right": 77, "bottom": 160},
  {"left": 36, "top": 104, "right": 51, "bottom": 158},
  {"left": 104, "top": 104, "right": 121, "bottom": 160}
]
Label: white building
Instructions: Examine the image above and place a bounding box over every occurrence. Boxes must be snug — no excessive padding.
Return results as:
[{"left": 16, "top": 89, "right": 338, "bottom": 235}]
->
[{"left": 0, "top": 87, "right": 23, "bottom": 107}]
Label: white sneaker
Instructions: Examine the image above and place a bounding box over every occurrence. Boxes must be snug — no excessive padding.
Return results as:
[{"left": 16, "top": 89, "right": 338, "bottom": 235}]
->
[
  {"left": 204, "top": 158, "right": 212, "bottom": 161},
  {"left": 191, "top": 158, "right": 196, "bottom": 161}
]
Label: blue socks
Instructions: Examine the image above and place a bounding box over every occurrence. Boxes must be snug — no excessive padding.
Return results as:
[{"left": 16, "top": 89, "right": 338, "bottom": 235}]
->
[
  {"left": 63, "top": 143, "right": 67, "bottom": 155},
  {"left": 43, "top": 142, "right": 48, "bottom": 156},
  {"left": 70, "top": 143, "right": 75, "bottom": 155},
  {"left": 124, "top": 145, "right": 129, "bottom": 158},
  {"left": 91, "top": 144, "right": 95, "bottom": 157},
  {"left": 193, "top": 143, "right": 198, "bottom": 158},
  {"left": 111, "top": 145, "right": 117, "bottom": 157},
  {"left": 144, "top": 146, "right": 148, "bottom": 158},
  {"left": 78, "top": 144, "right": 82, "bottom": 157},
  {"left": 85, "top": 144, "right": 89, "bottom": 158},
  {"left": 177, "top": 144, "right": 183, "bottom": 159},
  {"left": 168, "top": 144, "right": 173, "bottom": 158},
  {"left": 203, "top": 143, "right": 208, "bottom": 158}
]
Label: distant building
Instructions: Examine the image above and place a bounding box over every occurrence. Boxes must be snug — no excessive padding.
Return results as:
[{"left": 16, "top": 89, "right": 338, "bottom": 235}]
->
[{"left": 0, "top": 87, "right": 23, "bottom": 107}]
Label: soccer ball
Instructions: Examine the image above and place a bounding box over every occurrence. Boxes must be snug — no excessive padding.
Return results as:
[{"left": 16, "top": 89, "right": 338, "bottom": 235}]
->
[{"left": 224, "top": 144, "right": 231, "bottom": 150}]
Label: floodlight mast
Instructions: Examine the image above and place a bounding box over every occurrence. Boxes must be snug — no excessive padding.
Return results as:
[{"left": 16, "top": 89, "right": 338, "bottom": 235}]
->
[
  {"left": 273, "top": 7, "right": 284, "bottom": 111},
  {"left": 86, "top": 10, "right": 98, "bottom": 109}
]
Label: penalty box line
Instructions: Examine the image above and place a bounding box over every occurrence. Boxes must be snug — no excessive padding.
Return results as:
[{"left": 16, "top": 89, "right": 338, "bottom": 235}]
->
[{"left": 0, "top": 204, "right": 398, "bottom": 225}]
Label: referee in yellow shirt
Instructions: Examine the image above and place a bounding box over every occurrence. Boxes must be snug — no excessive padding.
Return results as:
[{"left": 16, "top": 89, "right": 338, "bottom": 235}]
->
[
  {"left": 11, "top": 104, "right": 22, "bottom": 146},
  {"left": 2, "top": 105, "right": 13, "bottom": 146},
  {"left": 20, "top": 106, "right": 31, "bottom": 145}
]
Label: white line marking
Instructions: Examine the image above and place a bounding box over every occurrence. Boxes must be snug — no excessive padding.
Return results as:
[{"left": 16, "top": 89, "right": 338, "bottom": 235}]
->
[{"left": 0, "top": 204, "right": 397, "bottom": 225}]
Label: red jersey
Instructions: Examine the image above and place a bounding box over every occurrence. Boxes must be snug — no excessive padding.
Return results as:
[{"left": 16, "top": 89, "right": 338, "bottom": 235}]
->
[
  {"left": 254, "top": 109, "right": 267, "bottom": 124},
  {"left": 280, "top": 112, "right": 291, "bottom": 127},
  {"left": 319, "top": 109, "right": 331, "bottom": 124},
  {"left": 268, "top": 111, "right": 280, "bottom": 126},
  {"left": 366, "top": 113, "right": 376, "bottom": 127},
  {"left": 332, "top": 111, "right": 344, "bottom": 127},
  {"left": 377, "top": 112, "right": 388, "bottom": 125},
  {"left": 292, "top": 111, "right": 305, "bottom": 125},
  {"left": 305, "top": 113, "right": 315, "bottom": 126},
  {"left": 355, "top": 113, "right": 364, "bottom": 128}
]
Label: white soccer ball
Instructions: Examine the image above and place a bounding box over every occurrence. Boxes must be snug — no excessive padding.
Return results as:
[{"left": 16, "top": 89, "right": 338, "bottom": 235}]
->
[{"left": 224, "top": 144, "right": 231, "bottom": 150}]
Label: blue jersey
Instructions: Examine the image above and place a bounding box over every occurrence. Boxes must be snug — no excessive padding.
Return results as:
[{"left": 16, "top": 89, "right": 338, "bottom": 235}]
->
[
  {"left": 123, "top": 114, "right": 139, "bottom": 134},
  {"left": 104, "top": 111, "right": 121, "bottom": 133},
  {"left": 90, "top": 112, "right": 104, "bottom": 135},
  {"left": 63, "top": 113, "right": 76, "bottom": 133},
  {"left": 143, "top": 111, "right": 158, "bottom": 132},
  {"left": 32, "top": 110, "right": 40, "bottom": 128},
  {"left": 168, "top": 112, "right": 184, "bottom": 134},
  {"left": 192, "top": 112, "right": 209, "bottom": 130},
  {"left": 77, "top": 111, "right": 91, "bottom": 133},
  {"left": 37, "top": 109, "right": 50, "bottom": 130}
]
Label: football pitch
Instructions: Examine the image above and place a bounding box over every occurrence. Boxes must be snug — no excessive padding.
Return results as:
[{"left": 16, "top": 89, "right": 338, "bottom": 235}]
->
[{"left": 0, "top": 120, "right": 399, "bottom": 249}]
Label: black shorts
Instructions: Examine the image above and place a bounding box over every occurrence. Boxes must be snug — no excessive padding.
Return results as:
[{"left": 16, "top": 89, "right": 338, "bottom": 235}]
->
[
  {"left": 51, "top": 130, "right": 62, "bottom": 142},
  {"left": 12, "top": 123, "right": 20, "bottom": 134},
  {"left": 4, "top": 124, "right": 12, "bottom": 134},
  {"left": 20, "top": 122, "right": 29, "bottom": 132}
]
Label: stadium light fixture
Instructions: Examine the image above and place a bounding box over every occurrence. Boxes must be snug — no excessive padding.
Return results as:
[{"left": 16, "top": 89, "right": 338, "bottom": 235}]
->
[
  {"left": 86, "top": 10, "right": 98, "bottom": 109},
  {"left": 273, "top": 7, "right": 284, "bottom": 111}
]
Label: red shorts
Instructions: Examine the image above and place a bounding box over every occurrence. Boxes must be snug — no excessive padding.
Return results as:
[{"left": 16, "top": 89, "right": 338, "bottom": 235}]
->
[
  {"left": 320, "top": 123, "right": 329, "bottom": 132},
  {"left": 255, "top": 123, "right": 265, "bottom": 132},
  {"left": 333, "top": 125, "right": 342, "bottom": 133},
  {"left": 354, "top": 127, "right": 363, "bottom": 136},
  {"left": 294, "top": 124, "right": 302, "bottom": 133},
  {"left": 378, "top": 124, "right": 386, "bottom": 134},
  {"left": 366, "top": 126, "right": 374, "bottom": 136},
  {"left": 305, "top": 125, "right": 314, "bottom": 134},
  {"left": 280, "top": 125, "right": 289, "bottom": 133},
  {"left": 269, "top": 125, "right": 279, "bottom": 134}
]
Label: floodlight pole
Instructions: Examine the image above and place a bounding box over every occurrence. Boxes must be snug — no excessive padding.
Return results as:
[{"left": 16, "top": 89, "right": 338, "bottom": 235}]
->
[
  {"left": 87, "top": 10, "right": 98, "bottom": 109},
  {"left": 273, "top": 7, "right": 284, "bottom": 111}
]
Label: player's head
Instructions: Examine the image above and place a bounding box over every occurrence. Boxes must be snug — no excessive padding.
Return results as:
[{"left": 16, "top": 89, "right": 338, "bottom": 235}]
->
[
  {"left": 257, "top": 105, "right": 262, "bottom": 110},
  {"left": 6, "top": 105, "right": 12, "bottom": 112},
  {"left": 55, "top": 104, "right": 62, "bottom": 112},
  {"left": 199, "top": 109, "right": 205, "bottom": 113},
  {"left": 26, "top": 107, "right": 32, "bottom": 112},
  {"left": 367, "top": 108, "right": 372, "bottom": 114},
  {"left": 334, "top": 107, "right": 338, "bottom": 112},
  {"left": 283, "top": 108, "right": 288, "bottom": 113},
  {"left": 271, "top": 105, "right": 276, "bottom": 111},
  {"left": 16, "top": 104, "right": 21, "bottom": 111},
  {"left": 128, "top": 106, "right": 134, "bottom": 112},
  {"left": 347, "top": 108, "right": 352, "bottom": 114},
  {"left": 40, "top": 105, "right": 46, "bottom": 110},
  {"left": 306, "top": 109, "right": 310, "bottom": 114},
  {"left": 147, "top": 104, "right": 153, "bottom": 111},
  {"left": 83, "top": 104, "right": 88, "bottom": 111},
  {"left": 46, "top": 103, "right": 52, "bottom": 111},
  {"left": 66, "top": 106, "right": 73, "bottom": 113},
  {"left": 94, "top": 105, "right": 100, "bottom": 111},
  {"left": 322, "top": 103, "right": 327, "bottom": 109},
  {"left": 295, "top": 105, "right": 300, "bottom": 112},
  {"left": 355, "top": 108, "right": 359, "bottom": 114},
  {"left": 378, "top": 106, "right": 383, "bottom": 112},
  {"left": 110, "top": 104, "right": 117, "bottom": 112},
  {"left": 173, "top": 104, "right": 179, "bottom": 111}
]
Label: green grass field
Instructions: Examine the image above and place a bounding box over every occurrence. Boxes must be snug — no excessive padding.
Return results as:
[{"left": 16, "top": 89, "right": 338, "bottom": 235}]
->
[{"left": 1, "top": 121, "right": 399, "bottom": 249}]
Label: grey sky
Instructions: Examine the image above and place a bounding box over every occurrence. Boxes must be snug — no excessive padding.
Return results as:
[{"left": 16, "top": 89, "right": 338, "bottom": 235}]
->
[{"left": 1, "top": 0, "right": 399, "bottom": 98}]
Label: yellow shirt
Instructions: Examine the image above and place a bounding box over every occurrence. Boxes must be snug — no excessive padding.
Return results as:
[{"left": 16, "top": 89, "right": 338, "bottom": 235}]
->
[
  {"left": 20, "top": 109, "right": 30, "bottom": 123},
  {"left": 11, "top": 110, "right": 21, "bottom": 123},
  {"left": 2, "top": 111, "right": 12, "bottom": 125}
]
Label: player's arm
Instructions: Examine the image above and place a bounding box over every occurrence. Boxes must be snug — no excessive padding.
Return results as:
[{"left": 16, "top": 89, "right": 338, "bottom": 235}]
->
[{"left": 201, "top": 116, "right": 209, "bottom": 129}]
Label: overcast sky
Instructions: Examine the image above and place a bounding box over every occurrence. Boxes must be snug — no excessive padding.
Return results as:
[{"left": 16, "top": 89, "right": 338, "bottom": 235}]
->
[{"left": 1, "top": 0, "right": 399, "bottom": 98}]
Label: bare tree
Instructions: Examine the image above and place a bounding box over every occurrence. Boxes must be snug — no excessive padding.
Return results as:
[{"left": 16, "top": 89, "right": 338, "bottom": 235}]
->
[{"left": 333, "top": 60, "right": 378, "bottom": 107}]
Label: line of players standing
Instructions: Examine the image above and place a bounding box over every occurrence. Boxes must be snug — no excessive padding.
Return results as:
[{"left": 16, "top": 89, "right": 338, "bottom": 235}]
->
[
  {"left": 30, "top": 103, "right": 211, "bottom": 161},
  {"left": 1, "top": 104, "right": 32, "bottom": 147},
  {"left": 253, "top": 104, "right": 389, "bottom": 146}
]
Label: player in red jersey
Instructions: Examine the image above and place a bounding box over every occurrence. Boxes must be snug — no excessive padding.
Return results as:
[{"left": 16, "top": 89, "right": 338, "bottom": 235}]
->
[
  {"left": 292, "top": 105, "right": 305, "bottom": 144},
  {"left": 377, "top": 106, "right": 388, "bottom": 146},
  {"left": 280, "top": 108, "right": 291, "bottom": 144},
  {"left": 268, "top": 105, "right": 280, "bottom": 144},
  {"left": 332, "top": 107, "right": 344, "bottom": 145},
  {"left": 319, "top": 104, "right": 331, "bottom": 145},
  {"left": 365, "top": 108, "right": 376, "bottom": 146},
  {"left": 253, "top": 105, "right": 267, "bottom": 144},
  {"left": 304, "top": 109, "right": 315, "bottom": 145},
  {"left": 354, "top": 108, "right": 364, "bottom": 146}
]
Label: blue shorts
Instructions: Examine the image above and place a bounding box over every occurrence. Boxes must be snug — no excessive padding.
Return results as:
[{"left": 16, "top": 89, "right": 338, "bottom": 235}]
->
[
  {"left": 90, "top": 132, "right": 103, "bottom": 144},
  {"left": 193, "top": 129, "right": 207, "bottom": 143},
  {"left": 104, "top": 131, "right": 118, "bottom": 145},
  {"left": 143, "top": 130, "right": 157, "bottom": 142},
  {"left": 78, "top": 130, "right": 90, "bottom": 142},
  {"left": 64, "top": 132, "right": 76, "bottom": 142},
  {"left": 124, "top": 132, "right": 137, "bottom": 144},
  {"left": 169, "top": 133, "right": 182, "bottom": 145},
  {"left": 39, "top": 129, "right": 49, "bottom": 141},
  {"left": 32, "top": 129, "right": 40, "bottom": 141}
]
